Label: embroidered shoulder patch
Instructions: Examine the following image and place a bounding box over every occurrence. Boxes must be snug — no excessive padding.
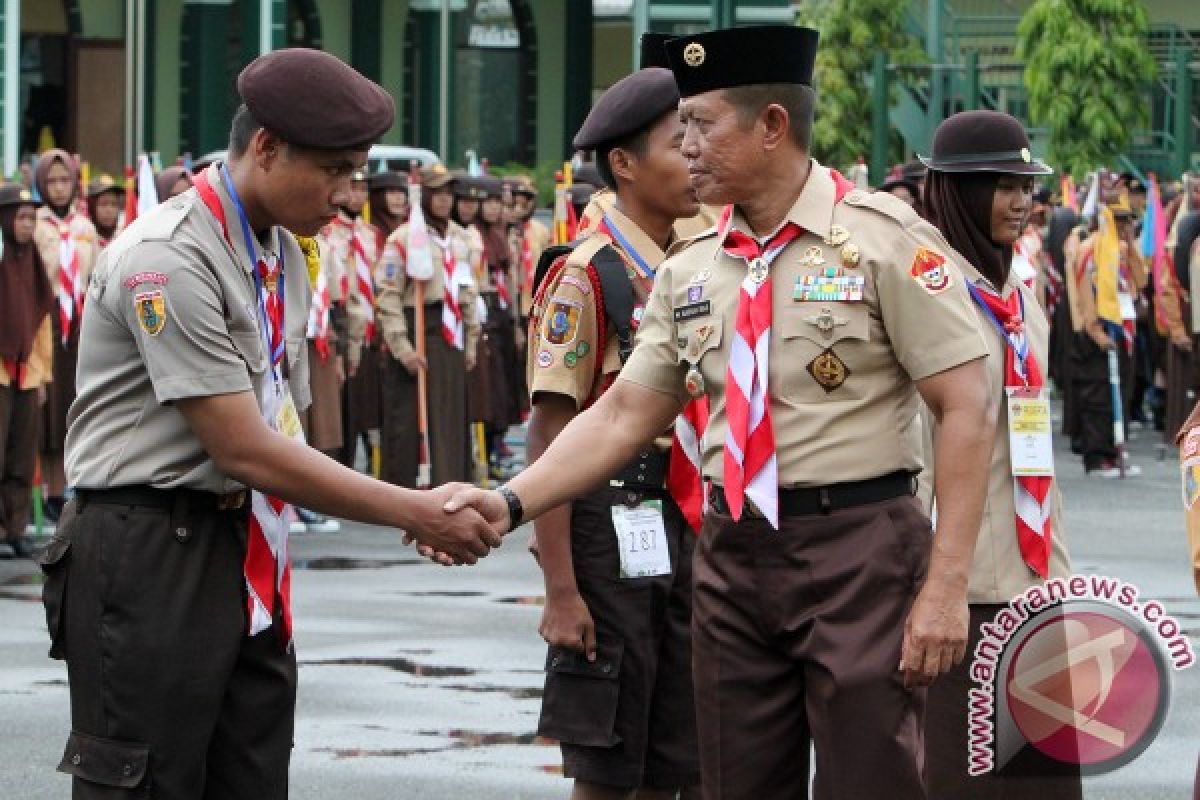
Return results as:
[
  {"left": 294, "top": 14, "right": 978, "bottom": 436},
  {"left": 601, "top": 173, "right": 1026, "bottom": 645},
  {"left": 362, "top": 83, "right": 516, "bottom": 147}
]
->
[
  {"left": 124, "top": 271, "right": 169, "bottom": 290},
  {"left": 543, "top": 297, "right": 583, "bottom": 346},
  {"left": 910, "top": 247, "right": 953, "bottom": 294},
  {"left": 134, "top": 290, "right": 167, "bottom": 336}
]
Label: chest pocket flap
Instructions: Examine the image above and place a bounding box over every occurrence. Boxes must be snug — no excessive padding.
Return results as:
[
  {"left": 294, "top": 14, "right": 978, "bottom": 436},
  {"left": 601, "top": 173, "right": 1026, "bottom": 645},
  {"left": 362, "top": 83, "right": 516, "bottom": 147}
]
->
[
  {"left": 229, "top": 324, "right": 267, "bottom": 375},
  {"left": 675, "top": 316, "right": 724, "bottom": 365},
  {"left": 781, "top": 301, "right": 869, "bottom": 347}
]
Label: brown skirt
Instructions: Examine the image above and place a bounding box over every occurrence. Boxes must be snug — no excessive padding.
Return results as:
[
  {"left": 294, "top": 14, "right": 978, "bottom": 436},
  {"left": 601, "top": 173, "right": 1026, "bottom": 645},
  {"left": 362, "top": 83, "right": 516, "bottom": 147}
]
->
[
  {"left": 300, "top": 340, "right": 343, "bottom": 453},
  {"left": 42, "top": 317, "right": 77, "bottom": 455},
  {"left": 344, "top": 343, "right": 382, "bottom": 435},
  {"left": 467, "top": 335, "right": 492, "bottom": 425},
  {"left": 1166, "top": 341, "right": 1195, "bottom": 441}
]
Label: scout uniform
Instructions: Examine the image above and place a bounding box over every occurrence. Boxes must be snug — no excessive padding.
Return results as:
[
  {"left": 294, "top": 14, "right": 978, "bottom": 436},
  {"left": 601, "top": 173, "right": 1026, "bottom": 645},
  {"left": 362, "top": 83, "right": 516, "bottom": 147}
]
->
[
  {"left": 529, "top": 68, "right": 699, "bottom": 792},
  {"left": 512, "top": 176, "right": 552, "bottom": 319},
  {"left": 41, "top": 49, "right": 393, "bottom": 798},
  {"left": 915, "top": 113, "right": 1082, "bottom": 798},
  {"left": 1178, "top": 402, "right": 1200, "bottom": 596},
  {"left": 376, "top": 167, "right": 480, "bottom": 487},
  {"left": 0, "top": 185, "right": 53, "bottom": 558},
  {"left": 1070, "top": 196, "right": 1147, "bottom": 475},
  {"left": 615, "top": 28, "right": 989, "bottom": 798},
  {"left": 85, "top": 174, "right": 126, "bottom": 248},
  {"left": 306, "top": 209, "right": 352, "bottom": 455},
  {"left": 33, "top": 149, "right": 100, "bottom": 505}
]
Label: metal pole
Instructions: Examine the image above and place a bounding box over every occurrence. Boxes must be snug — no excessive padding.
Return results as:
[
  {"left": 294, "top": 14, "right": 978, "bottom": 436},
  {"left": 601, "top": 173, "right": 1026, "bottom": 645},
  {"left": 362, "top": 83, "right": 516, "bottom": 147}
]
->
[
  {"left": 870, "top": 52, "right": 888, "bottom": 185},
  {"left": 438, "top": 0, "right": 450, "bottom": 159},
  {"left": 963, "top": 49, "right": 978, "bottom": 111},
  {"left": 632, "top": 0, "right": 648, "bottom": 71},
  {"left": 259, "top": 0, "right": 272, "bottom": 55},
  {"left": 711, "top": 0, "right": 735, "bottom": 29},
  {"left": 2, "top": 0, "right": 20, "bottom": 177},
  {"left": 124, "top": 0, "right": 135, "bottom": 167},
  {"left": 1175, "top": 50, "right": 1193, "bottom": 178},
  {"left": 134, "top": 0, "right": 146, "bottom": 158},
  {"left": 926, "top": 0, "right": 943, "bottom": 148}
]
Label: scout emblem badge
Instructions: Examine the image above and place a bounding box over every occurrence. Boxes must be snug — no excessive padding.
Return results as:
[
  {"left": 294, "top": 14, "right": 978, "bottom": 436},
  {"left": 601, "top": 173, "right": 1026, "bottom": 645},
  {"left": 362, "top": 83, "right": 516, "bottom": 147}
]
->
[
  {"left": 748, "top": 257, "right": 769, "bottom": 285},
  {"left": 685, "top": 364, "right": 706, "bottom": 398},
  {"left": 807, "top": 348, "right": 849, "bottom": 392},
  {"left": 134, "top": 290, "right": 166, "bottom": 336},
  {"left": 910, "top": 247, "right": 953, "bottom": 294},
  {"left": 826, "top": 224, "right": 850, "bottom": 247},
  {"left": 544, "top": 298, "right": 582, "bottom": 346}
]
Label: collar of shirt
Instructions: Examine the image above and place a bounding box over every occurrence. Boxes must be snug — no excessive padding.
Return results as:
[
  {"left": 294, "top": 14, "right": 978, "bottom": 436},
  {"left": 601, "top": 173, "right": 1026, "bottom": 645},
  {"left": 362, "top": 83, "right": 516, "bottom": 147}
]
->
[
  {"left": 721, "top": 159, "right": 837, "bottom": 246},
  {"left": 602, "top": 202, "right": 670, "bottom": 276},
  {"left": 206, "top": 163, "right": 280, "bottom": 273}
]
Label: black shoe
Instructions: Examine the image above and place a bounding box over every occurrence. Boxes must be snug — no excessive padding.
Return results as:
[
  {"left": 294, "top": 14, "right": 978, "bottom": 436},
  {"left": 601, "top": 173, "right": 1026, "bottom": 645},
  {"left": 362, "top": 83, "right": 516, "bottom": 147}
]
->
[{"left": 8, "top": 536, "right": 36, "bottom": 559}]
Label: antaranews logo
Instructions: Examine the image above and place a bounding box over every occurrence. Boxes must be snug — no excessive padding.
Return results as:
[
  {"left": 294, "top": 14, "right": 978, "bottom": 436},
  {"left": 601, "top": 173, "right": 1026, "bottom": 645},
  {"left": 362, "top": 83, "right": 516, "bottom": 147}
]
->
[{"left": 967, "top": 575, "right": 1194, "bottom": 777}]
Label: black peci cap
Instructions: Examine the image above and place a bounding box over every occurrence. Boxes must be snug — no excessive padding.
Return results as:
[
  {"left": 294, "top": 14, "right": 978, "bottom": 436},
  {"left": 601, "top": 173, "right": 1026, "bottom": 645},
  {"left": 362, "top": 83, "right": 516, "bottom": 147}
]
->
[
  {"left": 665, "top": 26, "right": 819, "bottom": 98},
  {"left": 238, "top": 48, "right": 395, "bottom": 150},
  {"left": 640, "top": 32, "right": 672, "bottom": 69},
  {"left": 573, "top": 68, "right": 680, "bottom": 151}
]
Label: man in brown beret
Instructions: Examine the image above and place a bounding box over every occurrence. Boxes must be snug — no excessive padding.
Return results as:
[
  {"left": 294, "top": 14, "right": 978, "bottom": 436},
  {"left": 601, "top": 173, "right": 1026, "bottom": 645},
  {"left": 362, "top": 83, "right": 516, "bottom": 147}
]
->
[
  {"left": 43, "top": 48, "right": 500, "bottom": 799},
  {"left": 441, "top": 24, "right": 994, "bottom": 799}
]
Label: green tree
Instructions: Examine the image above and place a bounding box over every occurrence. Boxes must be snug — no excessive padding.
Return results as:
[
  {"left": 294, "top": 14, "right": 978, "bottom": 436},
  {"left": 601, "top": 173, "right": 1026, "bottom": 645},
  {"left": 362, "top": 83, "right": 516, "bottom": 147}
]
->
[
  {"left": 798, "top": 0, "right": 925, "bottom": 171},
  {"left": 1017, "top": 0, "right": 1157, "bottom": 179}
]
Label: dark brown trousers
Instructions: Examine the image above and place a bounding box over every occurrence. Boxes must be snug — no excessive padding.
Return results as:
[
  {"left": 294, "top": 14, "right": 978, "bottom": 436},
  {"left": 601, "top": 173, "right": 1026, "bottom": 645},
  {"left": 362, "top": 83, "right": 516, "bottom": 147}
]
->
[
  {"left": 379, "top": 306, "right": 471, "bottom": 487},
  {"left": 692, "top": 495, "right": 931, "bottom": 800},
  {"left": 39, "top": 497, "right": 296, "bottom": 799},
  {"left": 0, "top": 382, "right": 39, "bottom": 540},
  {"left": 924, "top": 604, "right": 1083, "bottom": 800}
]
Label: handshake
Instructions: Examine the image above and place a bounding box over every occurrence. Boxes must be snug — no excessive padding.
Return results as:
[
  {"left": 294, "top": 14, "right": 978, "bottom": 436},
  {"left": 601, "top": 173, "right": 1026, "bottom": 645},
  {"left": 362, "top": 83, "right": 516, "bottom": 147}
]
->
[{"left": 398, "top": 483, "right": 515, "bottom": 565}]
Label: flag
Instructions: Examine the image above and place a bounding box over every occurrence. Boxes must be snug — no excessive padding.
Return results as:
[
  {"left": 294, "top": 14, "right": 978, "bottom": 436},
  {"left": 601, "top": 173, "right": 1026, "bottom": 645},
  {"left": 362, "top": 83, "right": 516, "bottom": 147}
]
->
[
  {"left": 1081, "top": 173, "right": 1100, "bottom": 220},
  {"left": 123, "top": 166, "right": 137, "bottom": 224},
  {"left": 1144, "top": 176, "right": 1172, "bottom": 334},
  {"left": 466, "top": 150, "right": 482, "bottom": 177},
  {"left": 405, "top": 171, "right": 434, "bottom": 281},
  {"left": 1093, "top": 206, "right": 1131, "bottom": 354},
  {"left": 1061, "top": 174, "right": 1078, "bottom": 213},
  {"left": 136, "top": 154, "right": 158, "bottom": 217}
]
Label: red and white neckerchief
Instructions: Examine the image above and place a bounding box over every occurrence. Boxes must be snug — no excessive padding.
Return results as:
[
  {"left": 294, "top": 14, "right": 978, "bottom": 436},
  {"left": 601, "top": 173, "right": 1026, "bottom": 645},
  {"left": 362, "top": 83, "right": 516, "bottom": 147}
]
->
[
  {"left": 431, "top": 230, "right": 466, "bottom": 349},
  {"left": 195, "top": 167, "right": 294, "bottom": 643},
  {"left": 53, "top": 212, "right": 83, "bottom": 344},
  {"left": 492, "top": 265, "right": 512, "bottom": 311},
  {"left": 351, "top": 223, "right": 377, "bottom": 343},
  {"left": 1011, "top": 236, "right": 1038, "bottom": 292},
  {"left": 720, "top": 212, "right": 803, "bottom": 528},
  {"left": 305, "top": 254, "right": 332, "bottom": 361},
  {"left": 668, "top": 396, "right": 710, "bottom": 534},
  {"left": 968, "top": 282, "right": 1053, "bottom": 577},
  {"left": 331, "top": 216, "right": 353, "bottom": 300},
  {"left": 522, "top": 222, "right": 535, "bottom": 291}
]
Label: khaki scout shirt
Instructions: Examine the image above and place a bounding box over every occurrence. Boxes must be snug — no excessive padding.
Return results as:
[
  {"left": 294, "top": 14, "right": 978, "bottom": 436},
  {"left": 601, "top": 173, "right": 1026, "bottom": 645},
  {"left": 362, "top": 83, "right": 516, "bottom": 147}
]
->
[
  {"left": 917, "top": 264, "right": 1071, "bottom": 603},
  {"left": 376, "top": 219, "right": 480, "bottom": 361},
  {"left": 1074, "top": 235, "right": 1148, "bottom": 341},
  {"left": 517, "top": 218, "right": 552, "bottom": 317},
  {"left": 620, "top": 160, "right": 989, "bottom": 487},
  {"left": 65, "top": 164, "right": 312, "bottom": 492},
  {"left": 316, "top": 213, "right": 379, "bottom": 367},
  {"left": 528, "top": 204, "right": 665, "bottom": 410},
  {"left": 35, "top": 207, "right": 99, "bottom": 294}
]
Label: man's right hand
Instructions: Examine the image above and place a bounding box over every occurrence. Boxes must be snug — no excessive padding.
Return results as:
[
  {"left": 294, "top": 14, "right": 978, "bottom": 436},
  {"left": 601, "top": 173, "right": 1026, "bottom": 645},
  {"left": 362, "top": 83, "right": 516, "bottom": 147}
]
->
[
  {"left": 540, "top": 589, "right": 597, "bottom": 661},
  {"left": 404, "top": 483, "right": 503, "bottom": 564},
  {"left": 399, "top": 350, "right": 427, "bottom": 375}
]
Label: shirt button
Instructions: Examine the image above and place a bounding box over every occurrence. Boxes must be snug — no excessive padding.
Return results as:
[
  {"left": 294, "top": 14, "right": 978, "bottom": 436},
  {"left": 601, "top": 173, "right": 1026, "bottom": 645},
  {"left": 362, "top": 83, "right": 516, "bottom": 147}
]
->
[
  {"left": 601, "top": 662, "right": 612, "bottom": 674},
  {"left": 175, "top": 527, "right": 190, "bottom": 542}
]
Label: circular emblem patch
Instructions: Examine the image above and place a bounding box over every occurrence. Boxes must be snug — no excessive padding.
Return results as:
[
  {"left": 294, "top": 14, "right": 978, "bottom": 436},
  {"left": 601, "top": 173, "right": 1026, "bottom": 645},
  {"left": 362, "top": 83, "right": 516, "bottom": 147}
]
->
[
  {"left": 564, "top": 351, "right": 578, "bottom": 369},
  {"left": 536, "top": 349, "right": 553, "bottom": 368},
  {"left": 683, "top": 42, "right": 706, "bottom": 68}
]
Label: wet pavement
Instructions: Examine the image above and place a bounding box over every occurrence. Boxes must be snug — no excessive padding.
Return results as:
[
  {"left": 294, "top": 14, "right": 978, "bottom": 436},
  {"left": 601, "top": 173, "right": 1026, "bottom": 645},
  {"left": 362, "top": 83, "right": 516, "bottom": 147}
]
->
[{"left": 1, "top": 423, "right": 1198, "bottom": 798}]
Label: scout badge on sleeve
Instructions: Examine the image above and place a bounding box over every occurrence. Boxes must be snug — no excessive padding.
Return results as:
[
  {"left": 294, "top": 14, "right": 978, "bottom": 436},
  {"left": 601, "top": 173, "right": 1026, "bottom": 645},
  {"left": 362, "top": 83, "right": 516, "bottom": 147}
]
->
[
  {"left": 544, "top": 297, "right": 582, "bottom": 346},
  {"left": 910, "top": 247, "right": 953, "bottom": 294},
  {"left": 134, "top": 290, "right": 167, "bottom": 336},
  {"left": 1182, "top": 428, "right": 1200, "bottom": 510}
]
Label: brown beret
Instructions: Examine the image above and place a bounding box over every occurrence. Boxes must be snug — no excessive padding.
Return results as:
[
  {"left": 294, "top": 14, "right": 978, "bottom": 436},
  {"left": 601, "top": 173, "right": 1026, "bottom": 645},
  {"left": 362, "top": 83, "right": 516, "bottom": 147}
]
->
[
  {"left": 574, "top": 68, "right": 679, "bottom": 151},
  {"left": 0, "top": 183, "right": 38, "bottom": 208},
  {"left": 666, "top": 26, "right": 818, "bottom": 98},
  {"left": 238, "top": 48, "right": 395, "bottom": 149}
]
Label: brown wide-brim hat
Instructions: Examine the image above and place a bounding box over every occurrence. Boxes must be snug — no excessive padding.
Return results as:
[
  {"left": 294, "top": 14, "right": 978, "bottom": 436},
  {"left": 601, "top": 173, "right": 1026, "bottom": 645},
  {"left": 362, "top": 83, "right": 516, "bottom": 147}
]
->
[
  {"left": 508, "top": 175, "right": 537, "bottom": 197},
  {"left": 238, "top": 48, "right": 395, "bottom": 150},
  {"left": 367, "top": 170, "right": 406, "bottom": 191},
  {"left": 421, "top": 164, "right": 455, "bottom": 190},
  {"left": 86, "top": 174, "right": 124, "bottom": 199},
  {"left": 920, "top": 110, "right": 1052, "bottom": 176},
  {"left": 0, "top": 183, "right": 39, "bottom": 208}
]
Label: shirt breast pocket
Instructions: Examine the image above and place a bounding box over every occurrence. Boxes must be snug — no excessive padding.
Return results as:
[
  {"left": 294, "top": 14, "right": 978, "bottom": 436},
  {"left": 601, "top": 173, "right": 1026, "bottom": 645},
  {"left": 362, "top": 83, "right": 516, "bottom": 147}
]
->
[
  {"left": 229, "top": 325, "right": 267, "bottom": 376},
  {"left": 675, "top": 316, "right": 724, "bottom": 366},
  {"left": 779, "top": 302, "right": 870, "bottom": 397}
]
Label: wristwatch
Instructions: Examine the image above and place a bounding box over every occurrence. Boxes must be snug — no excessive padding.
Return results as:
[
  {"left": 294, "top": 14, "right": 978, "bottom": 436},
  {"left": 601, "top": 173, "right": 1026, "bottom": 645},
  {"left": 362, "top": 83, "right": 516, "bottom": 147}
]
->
[{"left": 497, "top": 484, "right": 524, "bottom": 530}]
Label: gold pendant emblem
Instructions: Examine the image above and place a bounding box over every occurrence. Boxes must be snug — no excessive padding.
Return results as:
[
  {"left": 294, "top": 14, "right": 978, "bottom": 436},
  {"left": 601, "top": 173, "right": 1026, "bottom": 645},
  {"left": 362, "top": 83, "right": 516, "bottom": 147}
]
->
[
  {"left": 683, "top": 42, "right": 706, "bottom": 67},
  {"left": 840, "top": 242, "right": 861, "bottom": 267},
  {"left": 807, "top": 348, "right": 850, "bottom": 392},
  {"left": 748, "top": 257, "right": 769, "bottom": 285},
  {"left": 826, "top": 224, "right": 850, "bottom": 247}
]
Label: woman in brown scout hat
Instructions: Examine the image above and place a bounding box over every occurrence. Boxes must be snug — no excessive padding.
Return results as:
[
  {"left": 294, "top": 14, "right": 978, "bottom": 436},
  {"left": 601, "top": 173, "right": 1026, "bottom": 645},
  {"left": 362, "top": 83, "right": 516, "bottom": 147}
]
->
[
  {"left": 0, "top": 185, "right": 54, "bottom": 558},
  {"left": 33, "top": 148, "right": 99, "bottom": 520},
  {"left": 920, "top": 110, "right": 1081, "bottom": 799},
  {"left": 367, "top": 169, "right": 409, "bottom": 246},
  {"left": 85, "top": 174, "right": 125, "bottom": 248}
]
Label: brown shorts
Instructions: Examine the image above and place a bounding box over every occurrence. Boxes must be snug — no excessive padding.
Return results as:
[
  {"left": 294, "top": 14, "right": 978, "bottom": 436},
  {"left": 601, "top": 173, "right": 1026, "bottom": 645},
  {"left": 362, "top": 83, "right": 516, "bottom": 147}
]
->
[{"left": 538, "top": 486, "right": 700, "bottom": 790}]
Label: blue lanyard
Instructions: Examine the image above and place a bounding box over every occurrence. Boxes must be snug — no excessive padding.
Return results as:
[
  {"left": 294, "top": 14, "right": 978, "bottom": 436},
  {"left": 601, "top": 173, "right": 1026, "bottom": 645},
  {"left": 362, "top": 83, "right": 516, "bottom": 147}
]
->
[
  {"left": 967, "top": 282, "right": 1030, "bottom": 379},
  {"left": 602, "top": 213, "right": 655, "bottom": 280},
  {"left": 220, "top": 164, "right": 286, "bottom": 373}
]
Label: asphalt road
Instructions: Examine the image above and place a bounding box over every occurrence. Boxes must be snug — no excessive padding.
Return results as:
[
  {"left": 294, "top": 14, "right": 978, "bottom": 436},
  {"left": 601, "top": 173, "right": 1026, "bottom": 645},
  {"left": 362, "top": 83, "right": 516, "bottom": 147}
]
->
[{"left": 1, "top": 422, "right": 1197, "bottom": 799}]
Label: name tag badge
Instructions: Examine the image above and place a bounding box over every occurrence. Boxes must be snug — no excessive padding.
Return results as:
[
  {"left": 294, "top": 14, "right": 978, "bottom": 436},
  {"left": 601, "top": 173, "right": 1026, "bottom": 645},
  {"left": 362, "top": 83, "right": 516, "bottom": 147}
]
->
[
  {"left": 1118, "top": 291, "right": 1138, "bottom": 321},
  {"left": 275, "top": 381, "right": 307, "bottom": 444},
  {"left": 673, "top": 300, "right": 711, "bottom": 322},
  {"left": 1007, "top": 387, "right": 1053, "bottom": 477},
  {"left": 611, "top": 500, "right": 672, "bottom": 579}
]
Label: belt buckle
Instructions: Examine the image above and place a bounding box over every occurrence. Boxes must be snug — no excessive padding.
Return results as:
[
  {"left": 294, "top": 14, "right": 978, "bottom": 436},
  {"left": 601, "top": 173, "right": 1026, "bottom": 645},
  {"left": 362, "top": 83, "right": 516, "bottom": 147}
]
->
[{"left": 218, "top": 491, "right": 247, "bottom": 511}]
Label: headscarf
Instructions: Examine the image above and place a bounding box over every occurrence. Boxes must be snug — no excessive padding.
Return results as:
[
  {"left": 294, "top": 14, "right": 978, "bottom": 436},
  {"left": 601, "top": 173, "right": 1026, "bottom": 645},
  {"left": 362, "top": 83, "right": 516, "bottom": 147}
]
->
[
  {"left": 154, "top": 166, "right": 193, "bottom": 203},
  {"left": 87, "top": 187, "right": 124, "bottom": 242},
  {"left": 1045, "top": 206, "right": 1080, "bottom": 277},
  {"left": 369, "top": 188, "right": 405, "bottom": 242},
  {"left": 33, "top": 148, "right": 78, "bottom": 219},
  {"left": 924, "top": 170, "right": 1010, "bottom": 289},
  {"left": 0, "top": 203, "right": 55, "bottom": 367}
]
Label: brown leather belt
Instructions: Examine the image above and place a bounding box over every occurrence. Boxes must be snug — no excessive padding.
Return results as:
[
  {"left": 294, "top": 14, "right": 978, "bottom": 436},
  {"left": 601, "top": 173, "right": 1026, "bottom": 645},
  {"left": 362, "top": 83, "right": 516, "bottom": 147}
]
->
[
  {"left": 709, "top": 470, "right": 917, "bottom": 518},
  {"left": 77, "top": 486, "right": 248, "bottom": 512}
]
